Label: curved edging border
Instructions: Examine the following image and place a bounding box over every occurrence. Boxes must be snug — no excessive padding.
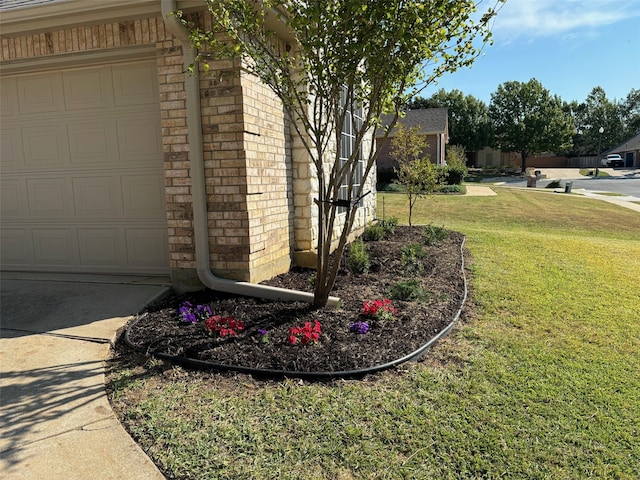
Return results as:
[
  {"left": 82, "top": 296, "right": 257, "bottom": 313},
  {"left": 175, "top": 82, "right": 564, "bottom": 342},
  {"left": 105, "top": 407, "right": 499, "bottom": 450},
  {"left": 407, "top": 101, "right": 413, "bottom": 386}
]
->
[{"left": 124, "top": 236, "right": 469, "bottom": 380}]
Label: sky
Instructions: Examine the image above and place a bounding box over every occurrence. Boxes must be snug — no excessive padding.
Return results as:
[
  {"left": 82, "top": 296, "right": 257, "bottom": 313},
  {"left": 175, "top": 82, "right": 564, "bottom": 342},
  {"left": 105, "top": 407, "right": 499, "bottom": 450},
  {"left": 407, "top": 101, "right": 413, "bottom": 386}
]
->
[{"left": 420, "top": 0, "right": 640, "bottom": 105}]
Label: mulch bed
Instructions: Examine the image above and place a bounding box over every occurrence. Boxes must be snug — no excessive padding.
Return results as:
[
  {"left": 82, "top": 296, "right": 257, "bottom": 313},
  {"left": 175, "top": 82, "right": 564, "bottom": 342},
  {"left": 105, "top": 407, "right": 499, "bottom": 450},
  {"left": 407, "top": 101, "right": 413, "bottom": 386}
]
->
[{"left": 123, "top": 226, "right": 467, "bottom": 376}]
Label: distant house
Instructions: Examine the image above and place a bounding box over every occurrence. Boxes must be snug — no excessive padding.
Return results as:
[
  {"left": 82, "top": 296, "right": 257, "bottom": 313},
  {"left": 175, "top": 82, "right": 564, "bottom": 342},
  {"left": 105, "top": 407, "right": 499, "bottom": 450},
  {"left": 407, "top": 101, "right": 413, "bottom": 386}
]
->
[
  {"left": 0, "top": 0, "right": 376, "bottom": 293},
  {"left": 376, "top": 108, "right": 449, "bottom": 170},
  {"left": 606, "top": 133, "right": 640, "bottom": 167}
]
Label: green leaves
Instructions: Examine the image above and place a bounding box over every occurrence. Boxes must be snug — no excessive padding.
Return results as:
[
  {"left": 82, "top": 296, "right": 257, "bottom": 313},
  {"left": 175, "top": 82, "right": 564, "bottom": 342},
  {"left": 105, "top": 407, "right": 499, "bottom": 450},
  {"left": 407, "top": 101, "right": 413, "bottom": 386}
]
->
[{"left": 488, "top": 78, "right": 574, "bottom": 170}]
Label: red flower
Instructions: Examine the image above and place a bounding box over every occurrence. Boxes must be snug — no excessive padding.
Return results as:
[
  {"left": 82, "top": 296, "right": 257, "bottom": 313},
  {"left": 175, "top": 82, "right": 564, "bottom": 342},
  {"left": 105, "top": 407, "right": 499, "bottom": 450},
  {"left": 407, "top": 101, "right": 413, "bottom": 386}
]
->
[
  {"left": 288, "top": 320, "right": 321, "bottom": 345},
  {"left": 205, "top": 315, "right": 244, "bottom": 337}
]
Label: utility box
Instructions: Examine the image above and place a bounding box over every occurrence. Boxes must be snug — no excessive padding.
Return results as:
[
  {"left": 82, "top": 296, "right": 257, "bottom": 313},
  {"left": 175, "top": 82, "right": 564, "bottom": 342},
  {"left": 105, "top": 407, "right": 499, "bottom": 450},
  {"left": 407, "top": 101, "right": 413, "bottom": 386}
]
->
[
  {"left": 565, "top": 181, "right": 573, "bottom": 193},
  {"left": 526, "top": 167, "right": 537, "bottom": 188}
]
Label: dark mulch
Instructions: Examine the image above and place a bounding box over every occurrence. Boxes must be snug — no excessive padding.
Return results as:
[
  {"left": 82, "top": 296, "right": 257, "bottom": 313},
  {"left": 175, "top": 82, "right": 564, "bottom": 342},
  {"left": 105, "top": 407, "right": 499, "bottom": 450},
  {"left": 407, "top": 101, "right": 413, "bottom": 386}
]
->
[{"left": 123, "top": 226, "right": 467, "bottom": 375}]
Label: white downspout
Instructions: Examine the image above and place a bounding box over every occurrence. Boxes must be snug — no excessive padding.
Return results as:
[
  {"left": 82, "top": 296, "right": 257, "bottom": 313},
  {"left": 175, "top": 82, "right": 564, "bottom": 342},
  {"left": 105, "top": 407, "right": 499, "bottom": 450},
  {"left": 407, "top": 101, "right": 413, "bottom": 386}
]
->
[{"left": 161, "top": 1, "right": 339, "bottom": 307}]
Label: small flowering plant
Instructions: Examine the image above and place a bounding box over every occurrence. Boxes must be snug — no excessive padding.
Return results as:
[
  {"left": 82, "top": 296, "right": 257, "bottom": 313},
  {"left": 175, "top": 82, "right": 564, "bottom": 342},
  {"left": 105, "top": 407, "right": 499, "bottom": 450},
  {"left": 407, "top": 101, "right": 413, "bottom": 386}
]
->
[
  {"left": 178, "top": 301, "right": 212, "bottom": 323},
  {"left": 257, "top": 328, "right": 270, "bottom": 344},
  {"left": 205, "top": 315, "right": 245, "bottom": 337},
  {"left": 361, "top": 298, "right": 397, "bottom": 321},
  {"left": 349, "top": 321, "right": 370, "bottom": 334},
  {"left": 288, "top": 320, "right": 321, "bottom": 345}
]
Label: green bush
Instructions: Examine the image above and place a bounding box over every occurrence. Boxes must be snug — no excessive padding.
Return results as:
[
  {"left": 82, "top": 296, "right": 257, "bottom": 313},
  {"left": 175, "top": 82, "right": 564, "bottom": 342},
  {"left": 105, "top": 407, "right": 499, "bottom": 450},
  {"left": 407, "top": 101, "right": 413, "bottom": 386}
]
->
[
  {"left": 363, "top": 222, "right": 385, "bottom": 241},
  {"left": 347, "top": 239, "right": 370, "bottom": 274},
  {"left": 444, "top": 145, "right": 469, "bottom": 185},
  {"left": 546, "top": 179, "right": 561, "bottom": 189},
  {"left": 437, "top": 184, "right": 466, "bottom": 194},
  {"left": 422, "top": 224, "right": 449, "bottom": 246},
  {"left": 388, "top": 279, "right": 429, "bottom": 301},
  {"left": 401, "top": 243, "right": 426, "bottom": 276},
  {"left": 443, "top": 164, "right": 468, "bottom": 185},
  {"left": 385, "top": 182, "right": 405, "bottom": 192},
  {"left": 380, "top": 216, "right": 399, "bottom": 237}
]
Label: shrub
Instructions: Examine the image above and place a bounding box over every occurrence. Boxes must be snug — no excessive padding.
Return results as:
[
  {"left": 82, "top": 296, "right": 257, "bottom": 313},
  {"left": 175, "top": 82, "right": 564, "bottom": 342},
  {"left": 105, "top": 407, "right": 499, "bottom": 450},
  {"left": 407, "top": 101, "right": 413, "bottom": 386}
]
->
[
  {"left": 437, "top": 184, "right": 466, "bottom": 194},
  {"left": 388, "top": 279, "right": 429, "bottom": 302},
  {"left": 546, "top": 179, "right": 561, "bottom": 189},
  {"left": 380, "top": 216, "right": 399, "bottom": 237},
  {"left": 401, "top": 243, "right": 426, "bottom": 276},
  {"left": 444, "top": 145, "right": 469, "bottom": 185},
  {"left": 443, "top": 164, "right": 468, "bottom": 185},
  {"left": 347, "top": 239, "right": 370, "bottom": 274},
  {"left": 363, "top": 222, "right": 385, "bottom": 241},
  {"left": 384, "top": 182, "right": 405, "bottom": 192},
  {"left": 422, "top": 224, "right": 449, "bottom": 246}
]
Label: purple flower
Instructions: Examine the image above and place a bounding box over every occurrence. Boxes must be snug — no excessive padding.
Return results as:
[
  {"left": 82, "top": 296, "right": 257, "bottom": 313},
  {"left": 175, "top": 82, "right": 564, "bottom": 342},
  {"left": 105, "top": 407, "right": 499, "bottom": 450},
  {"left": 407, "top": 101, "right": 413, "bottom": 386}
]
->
[
  {"left": 350, "top": 321, "right": 370, "bottom": 334},
  {"left": 257, "top": 328, "right": 268, "bottom": 335},
  {"left": 196, "top": 304, "right": 212, "bottom": 319},
  {"left": 178, "top": 301, "right": 212, "bottom": 323}
]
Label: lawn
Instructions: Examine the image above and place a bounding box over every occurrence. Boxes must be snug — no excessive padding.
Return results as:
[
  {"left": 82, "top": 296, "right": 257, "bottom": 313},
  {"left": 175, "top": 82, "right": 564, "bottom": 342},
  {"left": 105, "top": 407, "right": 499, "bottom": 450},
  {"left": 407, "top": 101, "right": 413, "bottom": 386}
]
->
[{"left": 107, "top": 188, "right": 640, "bottom": 479}]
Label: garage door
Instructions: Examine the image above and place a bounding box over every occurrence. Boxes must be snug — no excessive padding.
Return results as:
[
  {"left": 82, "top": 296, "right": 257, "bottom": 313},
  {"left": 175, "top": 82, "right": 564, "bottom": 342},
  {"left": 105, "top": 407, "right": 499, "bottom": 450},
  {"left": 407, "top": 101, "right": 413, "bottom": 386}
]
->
[{"left": 0, "top": 59, "right": 169, "bottom": 275}]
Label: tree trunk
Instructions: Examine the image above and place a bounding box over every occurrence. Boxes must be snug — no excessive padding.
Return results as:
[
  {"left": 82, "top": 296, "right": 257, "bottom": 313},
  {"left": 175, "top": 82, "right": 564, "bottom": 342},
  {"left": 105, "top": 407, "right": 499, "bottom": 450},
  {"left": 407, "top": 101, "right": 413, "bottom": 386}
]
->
[{"left": 521, "top": 152, "right": 529, "bottom": 173}]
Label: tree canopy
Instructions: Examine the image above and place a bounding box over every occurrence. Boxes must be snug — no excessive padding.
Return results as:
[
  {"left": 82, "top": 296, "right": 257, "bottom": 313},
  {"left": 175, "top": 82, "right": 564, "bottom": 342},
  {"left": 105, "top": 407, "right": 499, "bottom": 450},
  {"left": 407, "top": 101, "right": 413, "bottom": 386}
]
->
[
  {"left": 488, "top": 78, "right": 573, "bottom": 172},
  {"left": 181, "top": 0, "right": 501, "bottom": 306},
  {"left": 411, "top": 89, "right": 491, "bottom": 152}
]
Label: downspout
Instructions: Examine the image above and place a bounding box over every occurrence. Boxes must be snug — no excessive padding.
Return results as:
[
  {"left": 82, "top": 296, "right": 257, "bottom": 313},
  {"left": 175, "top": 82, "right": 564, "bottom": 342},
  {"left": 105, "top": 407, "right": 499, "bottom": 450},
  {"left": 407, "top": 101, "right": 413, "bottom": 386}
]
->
[{"left": 161, "top": 1, "right": 339, "bottom": 307}]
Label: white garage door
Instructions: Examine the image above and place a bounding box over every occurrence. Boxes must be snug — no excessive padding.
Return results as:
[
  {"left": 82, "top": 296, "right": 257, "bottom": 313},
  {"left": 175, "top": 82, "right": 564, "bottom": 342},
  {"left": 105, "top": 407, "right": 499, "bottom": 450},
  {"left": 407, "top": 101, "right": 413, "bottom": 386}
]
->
[{"left": 0, "top": 59, "right": 169, "bottom": 275}]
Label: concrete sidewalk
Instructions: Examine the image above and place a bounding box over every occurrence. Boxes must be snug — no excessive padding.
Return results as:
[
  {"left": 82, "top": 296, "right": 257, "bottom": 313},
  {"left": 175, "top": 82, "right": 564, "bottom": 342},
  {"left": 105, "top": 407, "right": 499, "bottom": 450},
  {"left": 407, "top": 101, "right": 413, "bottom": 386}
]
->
[{"left": 0, "top": 274, "right": 170, "bottom": 480}]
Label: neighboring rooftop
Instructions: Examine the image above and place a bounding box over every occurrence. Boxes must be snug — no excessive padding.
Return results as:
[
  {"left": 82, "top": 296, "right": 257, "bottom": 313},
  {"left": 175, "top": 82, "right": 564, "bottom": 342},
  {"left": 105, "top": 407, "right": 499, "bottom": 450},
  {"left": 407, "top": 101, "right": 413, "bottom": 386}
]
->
[
  {"left": 608, "top": 133, "right": 640, "bottom": 154},
  {"left": 377, "top": 108, "right": 448, "bottom": 136}
]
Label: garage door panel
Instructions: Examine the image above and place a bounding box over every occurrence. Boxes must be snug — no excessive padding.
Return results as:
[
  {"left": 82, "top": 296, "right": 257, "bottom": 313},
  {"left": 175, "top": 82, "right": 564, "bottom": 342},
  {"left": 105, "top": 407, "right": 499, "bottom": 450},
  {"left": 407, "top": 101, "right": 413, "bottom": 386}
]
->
[
  {"left": 1, "top": 77, "right": 18, "bottom": 117},
  {"left": 1, "top": 129, "right": 23, "bottom": 169},
  {"left": 27, "top": 177, "right": 74, "bottom": 217},
  {"left": 0, "top": 229, "right": 34, "bottom": 266},
  {"left": 32, "top": 228, "right": 77, "bottom": 266},
  {"left": 63, "top": 67, "right": 113, "bottom": 110},
  {"left": 122, "top": 175, "right": 166, "bottom": 217},
  {"left": 1, "top": 59, "right": 168, "bottom": 275},
  {"left": 126, "top": 228, "right": 169, "bottom": 268},
  {"left": 117, "top": 115, "right": 162, "bottom": 162},
  {"left": 68, "top": 121, "right": 118, "bottom": 165},
  {"left": 18, "top": 72, "right": 63, "bottom": 114},
  {"left": 0, "top": 178, "right": 28, "bottom": 218},
  {"left": 77, "top": 228, "right": 125, "bottom": 267},
  {"left": 72, "top": 176, "right": 123, "bottom": 218},
  {"left": 22, "top": 125, "right": 69, "bottom": 167},
  {"left": 113, "top": 63, "right": 158, "bottom": 106}
]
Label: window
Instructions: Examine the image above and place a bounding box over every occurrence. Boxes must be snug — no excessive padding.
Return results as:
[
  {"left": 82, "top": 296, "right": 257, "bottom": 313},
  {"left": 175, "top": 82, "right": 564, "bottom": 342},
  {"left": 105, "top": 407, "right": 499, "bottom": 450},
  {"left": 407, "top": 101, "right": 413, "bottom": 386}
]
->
[{"left": 337, "top": 88, "right": 364, "bottom": 212}]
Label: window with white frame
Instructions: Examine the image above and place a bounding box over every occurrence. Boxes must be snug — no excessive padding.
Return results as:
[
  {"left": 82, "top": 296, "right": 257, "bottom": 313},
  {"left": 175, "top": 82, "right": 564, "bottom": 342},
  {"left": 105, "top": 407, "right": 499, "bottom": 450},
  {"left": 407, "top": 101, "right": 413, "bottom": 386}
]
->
[{"left": 337, "top": 88, "right": 364, "bottom": 213}]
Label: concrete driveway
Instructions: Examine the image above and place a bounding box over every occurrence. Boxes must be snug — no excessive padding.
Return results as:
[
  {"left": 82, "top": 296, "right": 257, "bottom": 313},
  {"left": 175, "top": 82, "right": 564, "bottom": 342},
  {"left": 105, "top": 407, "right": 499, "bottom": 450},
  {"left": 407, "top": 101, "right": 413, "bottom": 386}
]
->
[{"left": 0, "top": 273, "right": 170, "bottom": 480}]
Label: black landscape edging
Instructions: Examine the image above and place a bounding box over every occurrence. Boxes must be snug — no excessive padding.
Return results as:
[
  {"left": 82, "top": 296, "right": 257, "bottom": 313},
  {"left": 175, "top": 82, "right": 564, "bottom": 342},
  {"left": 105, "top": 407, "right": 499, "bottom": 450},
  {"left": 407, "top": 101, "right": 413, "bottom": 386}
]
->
[{"left": 124, "top": 237, "right": 469, "bottom": 380}]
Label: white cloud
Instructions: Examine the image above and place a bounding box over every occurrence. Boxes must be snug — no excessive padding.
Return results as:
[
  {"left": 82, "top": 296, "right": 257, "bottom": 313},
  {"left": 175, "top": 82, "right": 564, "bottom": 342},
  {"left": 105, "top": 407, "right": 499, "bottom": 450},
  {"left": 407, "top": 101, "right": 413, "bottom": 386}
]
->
[{"left": 491, "top": 0, "right": 640, "bottom": 40}]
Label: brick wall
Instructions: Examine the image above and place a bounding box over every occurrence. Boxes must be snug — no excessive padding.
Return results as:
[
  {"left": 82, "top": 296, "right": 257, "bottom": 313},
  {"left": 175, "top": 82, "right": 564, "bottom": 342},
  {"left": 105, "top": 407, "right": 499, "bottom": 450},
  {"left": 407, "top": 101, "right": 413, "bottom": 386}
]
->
[{"left": 375, "top": 134, "right": 442, "bottom": 170}]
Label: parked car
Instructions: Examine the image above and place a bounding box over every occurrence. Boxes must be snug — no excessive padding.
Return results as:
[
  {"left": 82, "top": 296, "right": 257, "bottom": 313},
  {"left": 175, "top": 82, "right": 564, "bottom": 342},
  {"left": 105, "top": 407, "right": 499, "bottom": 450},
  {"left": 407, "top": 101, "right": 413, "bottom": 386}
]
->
[{"left": 601, "top": 154, "right": 624, "bottom": 167}]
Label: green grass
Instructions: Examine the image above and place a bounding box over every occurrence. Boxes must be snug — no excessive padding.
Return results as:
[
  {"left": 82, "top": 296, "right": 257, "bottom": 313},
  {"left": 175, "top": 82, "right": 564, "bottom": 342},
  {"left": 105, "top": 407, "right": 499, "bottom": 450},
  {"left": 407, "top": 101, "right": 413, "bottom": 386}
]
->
[
  {"left": 109, "top": 188, "right": 640, "bottom": 479},
  {"left": 579, "top": 169, "right": 611, "bottom": 177},
  {"left": 594, "top": 192, "right": 627, "bottom": 197}
]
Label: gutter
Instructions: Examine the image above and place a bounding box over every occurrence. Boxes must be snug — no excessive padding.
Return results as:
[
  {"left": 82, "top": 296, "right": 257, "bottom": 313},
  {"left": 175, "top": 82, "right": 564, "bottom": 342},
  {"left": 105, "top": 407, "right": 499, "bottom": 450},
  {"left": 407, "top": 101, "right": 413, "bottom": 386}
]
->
[{"left": 161, "top": 1, "right": 339, "bottom": 307}]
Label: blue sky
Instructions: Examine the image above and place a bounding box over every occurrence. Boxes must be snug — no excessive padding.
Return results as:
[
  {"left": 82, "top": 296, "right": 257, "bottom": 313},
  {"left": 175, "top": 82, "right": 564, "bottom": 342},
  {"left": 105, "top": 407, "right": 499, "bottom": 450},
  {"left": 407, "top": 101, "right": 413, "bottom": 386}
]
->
[{"left": 420, "top": 0, "right": 640, "bottom": 105}]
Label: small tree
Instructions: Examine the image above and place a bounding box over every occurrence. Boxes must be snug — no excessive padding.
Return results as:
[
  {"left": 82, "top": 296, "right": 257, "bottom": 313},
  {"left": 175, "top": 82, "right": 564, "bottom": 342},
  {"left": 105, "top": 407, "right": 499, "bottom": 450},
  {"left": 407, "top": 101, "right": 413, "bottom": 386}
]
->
[
  {"left": 390, "top": 124, "right": 438, "bottom": 226},
  {"left": 181, "top": 1, "right": 500, "bottom": 307}
]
